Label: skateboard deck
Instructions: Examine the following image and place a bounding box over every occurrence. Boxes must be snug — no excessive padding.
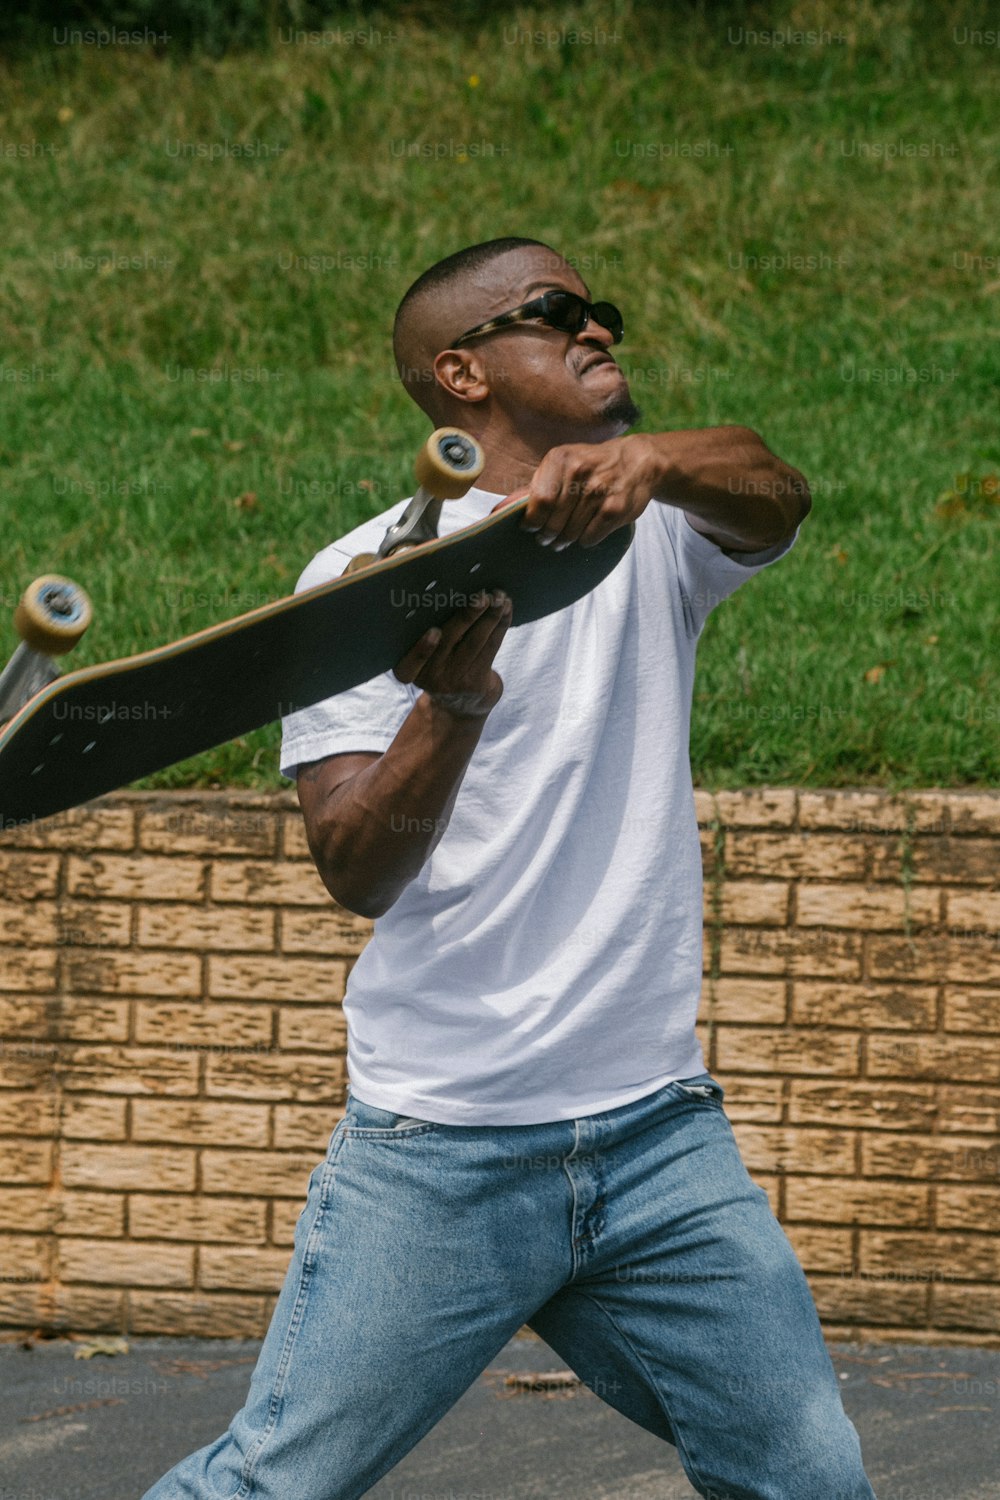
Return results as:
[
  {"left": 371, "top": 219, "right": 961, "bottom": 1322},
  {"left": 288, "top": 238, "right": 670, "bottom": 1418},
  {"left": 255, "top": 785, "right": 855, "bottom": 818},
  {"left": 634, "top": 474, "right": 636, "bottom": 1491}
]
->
[{"left": 0, "top": 498, "right": 634, "bottom": 827}]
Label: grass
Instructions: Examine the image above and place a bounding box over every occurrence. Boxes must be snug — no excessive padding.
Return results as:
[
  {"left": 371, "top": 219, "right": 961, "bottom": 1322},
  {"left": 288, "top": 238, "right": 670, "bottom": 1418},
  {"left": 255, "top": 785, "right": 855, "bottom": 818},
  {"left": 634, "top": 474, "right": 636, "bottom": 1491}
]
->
[{"left": 0, "top": 0, "right": 997, "bottom": 790}]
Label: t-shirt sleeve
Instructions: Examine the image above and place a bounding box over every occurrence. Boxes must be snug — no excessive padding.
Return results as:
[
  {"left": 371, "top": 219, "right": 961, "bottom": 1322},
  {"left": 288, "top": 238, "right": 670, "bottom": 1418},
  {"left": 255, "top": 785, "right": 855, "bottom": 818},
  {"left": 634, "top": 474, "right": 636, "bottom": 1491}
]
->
[
  {"left": 653, "top": 503, "right": 800, "bottom": 637},
  {"left": 278, "top": 546, "right": 419, "bottom": 781}
]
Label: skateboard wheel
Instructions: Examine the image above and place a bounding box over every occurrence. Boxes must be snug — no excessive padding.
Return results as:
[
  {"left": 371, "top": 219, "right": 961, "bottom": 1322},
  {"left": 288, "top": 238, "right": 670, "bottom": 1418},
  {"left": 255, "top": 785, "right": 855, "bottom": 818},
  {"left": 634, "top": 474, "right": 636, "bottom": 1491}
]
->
[
  {"left": 343, "top": 552, "right": 379, "bottom": 576},
  {"left": 13, "top": 575, "right": 93, "bottom": 656},
  {"left": 414, "top": 428, "right": 485, "bottom": 500}
]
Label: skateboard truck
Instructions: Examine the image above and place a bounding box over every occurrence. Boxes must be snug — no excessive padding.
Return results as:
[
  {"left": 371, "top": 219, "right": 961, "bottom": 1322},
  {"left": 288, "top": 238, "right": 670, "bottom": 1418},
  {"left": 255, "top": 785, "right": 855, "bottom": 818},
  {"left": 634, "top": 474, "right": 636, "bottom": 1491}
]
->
[
  {"left": 0, "top": 575, "right": 93, "bottom": 728},
  {"left": 344, "top": 427, "right": 485, "bottom": 575}
]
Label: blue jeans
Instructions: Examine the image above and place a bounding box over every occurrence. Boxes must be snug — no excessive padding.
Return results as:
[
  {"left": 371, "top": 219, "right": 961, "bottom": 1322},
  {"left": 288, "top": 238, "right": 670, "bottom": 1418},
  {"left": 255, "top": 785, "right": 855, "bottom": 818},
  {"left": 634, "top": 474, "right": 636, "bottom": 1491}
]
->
[{"left": 142, "top": 1073, "right": 877, "bottom": 1500}]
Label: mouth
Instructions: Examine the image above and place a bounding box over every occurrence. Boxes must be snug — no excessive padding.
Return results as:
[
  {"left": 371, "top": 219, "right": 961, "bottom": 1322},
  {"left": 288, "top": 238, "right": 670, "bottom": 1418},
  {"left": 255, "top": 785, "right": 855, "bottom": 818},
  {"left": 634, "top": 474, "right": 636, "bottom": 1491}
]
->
[{"left": 578, "top": 353, "right": 619, "bottom": 376}]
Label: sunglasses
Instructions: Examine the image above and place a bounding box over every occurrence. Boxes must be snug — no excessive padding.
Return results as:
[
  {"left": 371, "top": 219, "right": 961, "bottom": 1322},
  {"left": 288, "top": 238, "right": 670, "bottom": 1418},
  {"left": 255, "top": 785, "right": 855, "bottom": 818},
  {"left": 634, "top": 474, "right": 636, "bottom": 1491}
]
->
[{"left": 451, "top": 289, "right": 624, "bottom": 349}]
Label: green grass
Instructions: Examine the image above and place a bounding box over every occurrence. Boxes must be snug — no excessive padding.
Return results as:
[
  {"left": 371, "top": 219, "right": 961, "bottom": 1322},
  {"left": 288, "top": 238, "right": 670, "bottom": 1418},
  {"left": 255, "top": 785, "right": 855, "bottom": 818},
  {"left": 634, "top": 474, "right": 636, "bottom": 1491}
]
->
[{"left": 0, "top": 0, "right": 996, "bottom": 789}]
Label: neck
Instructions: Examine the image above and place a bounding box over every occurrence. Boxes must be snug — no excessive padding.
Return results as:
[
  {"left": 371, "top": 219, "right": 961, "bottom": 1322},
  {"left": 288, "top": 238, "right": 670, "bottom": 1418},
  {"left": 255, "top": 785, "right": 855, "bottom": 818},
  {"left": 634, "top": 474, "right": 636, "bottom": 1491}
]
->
[{"left": 464, "top": 415, "right": 626, "bottom": 495}]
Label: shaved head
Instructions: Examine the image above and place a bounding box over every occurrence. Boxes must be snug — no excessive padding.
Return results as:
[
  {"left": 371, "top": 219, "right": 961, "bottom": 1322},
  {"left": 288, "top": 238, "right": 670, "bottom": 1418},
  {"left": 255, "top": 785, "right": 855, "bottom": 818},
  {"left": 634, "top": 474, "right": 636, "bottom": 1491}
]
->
[{"left": 392, "top": 238, "right": 567, "bottom": 421}]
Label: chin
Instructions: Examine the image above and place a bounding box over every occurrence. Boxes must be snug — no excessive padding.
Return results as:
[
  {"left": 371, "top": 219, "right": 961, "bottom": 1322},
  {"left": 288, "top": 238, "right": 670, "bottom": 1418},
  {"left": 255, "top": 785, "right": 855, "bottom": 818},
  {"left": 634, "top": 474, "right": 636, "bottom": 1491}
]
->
[{"left": 602, "top": 392, "right": 643, "bottom": 429}]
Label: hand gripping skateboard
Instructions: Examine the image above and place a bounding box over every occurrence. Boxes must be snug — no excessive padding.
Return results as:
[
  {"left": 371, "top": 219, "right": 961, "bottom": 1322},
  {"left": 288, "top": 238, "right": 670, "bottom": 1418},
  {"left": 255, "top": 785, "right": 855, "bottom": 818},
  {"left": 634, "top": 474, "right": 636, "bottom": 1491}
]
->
[{"left": 0, "top": 428, "right": 634, "bottom": 828}]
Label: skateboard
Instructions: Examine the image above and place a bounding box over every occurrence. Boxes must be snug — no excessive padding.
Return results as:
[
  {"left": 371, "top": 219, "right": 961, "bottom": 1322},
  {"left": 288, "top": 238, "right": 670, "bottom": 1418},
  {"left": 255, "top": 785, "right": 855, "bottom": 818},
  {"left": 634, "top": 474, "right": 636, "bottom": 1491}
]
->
[{"left": 0, "top": 429, "right": 635, "bottom": 828}]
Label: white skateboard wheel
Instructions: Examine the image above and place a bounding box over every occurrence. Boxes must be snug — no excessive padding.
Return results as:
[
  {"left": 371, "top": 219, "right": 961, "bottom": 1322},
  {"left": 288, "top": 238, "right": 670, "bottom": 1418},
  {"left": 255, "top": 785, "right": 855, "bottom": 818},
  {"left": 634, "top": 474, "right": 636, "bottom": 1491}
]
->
[
  {"left": 13, "top": 575, "right": 93, "bottom": 656},
  {"left": 343, "top": 552, "right": 379, "bottom": 576},
  {"left": 414, "top": 428, "right": 485, "bottom": 499}
]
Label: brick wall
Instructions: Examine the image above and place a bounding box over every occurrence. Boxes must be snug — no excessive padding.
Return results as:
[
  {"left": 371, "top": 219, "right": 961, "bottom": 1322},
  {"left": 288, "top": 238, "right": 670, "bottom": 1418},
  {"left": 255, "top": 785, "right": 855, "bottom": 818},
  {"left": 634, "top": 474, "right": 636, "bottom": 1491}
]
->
[{"left": 1, "top": 788, "right": 998, "bottom": 1345}]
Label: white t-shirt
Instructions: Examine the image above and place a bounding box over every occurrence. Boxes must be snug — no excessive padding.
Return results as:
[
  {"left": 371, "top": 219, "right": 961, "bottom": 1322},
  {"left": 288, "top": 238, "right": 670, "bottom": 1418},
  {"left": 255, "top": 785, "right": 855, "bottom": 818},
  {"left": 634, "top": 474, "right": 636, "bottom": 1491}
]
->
[{"left": 280, "top": 484, "right": 797, "bottom": 1125}]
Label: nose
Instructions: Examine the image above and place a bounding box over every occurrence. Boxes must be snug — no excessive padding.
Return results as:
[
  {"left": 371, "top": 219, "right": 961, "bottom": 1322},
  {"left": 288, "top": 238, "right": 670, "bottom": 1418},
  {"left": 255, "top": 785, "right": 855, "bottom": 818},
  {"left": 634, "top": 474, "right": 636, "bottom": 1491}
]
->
[{"left": 576, "top": 316, "right": 614, "bottom": 350}]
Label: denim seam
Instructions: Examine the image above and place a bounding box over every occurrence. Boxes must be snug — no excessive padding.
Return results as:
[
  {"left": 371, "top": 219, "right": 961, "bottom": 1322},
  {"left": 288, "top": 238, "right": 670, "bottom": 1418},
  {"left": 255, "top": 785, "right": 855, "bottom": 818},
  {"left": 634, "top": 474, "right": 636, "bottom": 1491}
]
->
[
  {"left": 230, "top": 1128, "right": 349, "bottom": 1498},
  {"left": 569, "top": 1286, "right": 715, "bottom": 1498}
]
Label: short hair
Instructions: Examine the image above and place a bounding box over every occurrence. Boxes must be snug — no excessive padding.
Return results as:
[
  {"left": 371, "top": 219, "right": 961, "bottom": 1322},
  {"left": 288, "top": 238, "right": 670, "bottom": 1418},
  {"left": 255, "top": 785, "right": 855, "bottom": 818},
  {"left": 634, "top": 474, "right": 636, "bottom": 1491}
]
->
[{"left": 392, "top": 237, "right": 555, "bottom": 351}]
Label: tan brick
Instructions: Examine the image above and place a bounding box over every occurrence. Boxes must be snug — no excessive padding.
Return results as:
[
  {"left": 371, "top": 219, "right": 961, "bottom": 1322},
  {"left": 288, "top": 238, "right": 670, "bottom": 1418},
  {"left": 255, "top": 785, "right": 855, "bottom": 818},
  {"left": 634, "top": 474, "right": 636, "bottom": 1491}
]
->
[
  {"left": 803, "top": 791, "right": 953, "bottom": 835},
  {"left": 199, "top": 1246, "right": 290, "bottom": 1291},
  {"left": 4, "top": 1189, "right": 57, "bottom": 1232},
  {"left": 797, "top": 883, "right": 939, "bottom": 931},
  {"left": 933, "top": 1285, "right": 1000, "bottom": 1333},
  {"left": 281, "top": 812, "right": 312, "bottom": 859},
  {"left": 0, "top": 949, "right": 56, "bottom": 992},
  {"left": 943, "top": 988, "right": 1000, "bottom": 1032},
  {"left": 936, "top": 1086, "right": 1000, "bottom": 1134},
  {"left": 697, "top": 789, "right": 797, "bottom": 830},
  {"left": 201, "top": 1151, "right": 321, "bottom": 1196},
  {"left": 271, "top": 1198, "right": 306, "bottom": 1244},
  {"left": 730, "top": 1124, "right": 855, "bottom": 1175},
  {"left": 937, "top": 1187, "right": 1000, "bottom": 1231},
  {"left": 0, "top": 900, "right": 59, "bottom": 945},
  {"left": 277, "top": 1006, "right": 347, "bottom": 1051},
  {"left": 860, "top": 1231, "right": 1000, "bottom": 1282},
  {"left": 206, "top": 1052, "right": 344, "bottom": 1102},
  {"left": 61, "top": 1143, "right": 195, "bottom": 1192},
  {"left": 782, "top": 1225, "right": 853, "bottom": 1273},
  {"left": 132, "top": 1100, "right": 269, "bottom": 1148},
  {"left": 208, "top": 955, "right": 346, "bottom": 1002},
  {"left": 789, "top": 1081, "right": 936, "bottom": 1132},
  {"left": 0, "top": 805, "right": 135, "bottom": 851},
  {"left": 792, "top": 981, "right": 936, "bottom": 1031},
  {"left": 0, "top": 1232, "right": 49, "bottom": 1282},
  {"left": 55, "top": 998, "right": 130, "bottom": 1042},
  {"left": 870, "top": 836, "right": 997, "bottom": 886},
  {"left": 946, "top": 890, "right": 1000, "bottom": 933},
  {"left": 0, "top": 1042, "right": 56, "bottom": 1088},
  {"left": 65, "top": 948, "right": 201, "bottom": 997},
  {"left": 0, "top": 1090, "right": 58, "bottom": 1135},
  {"left": 809, "top": 1275, "right": 928, "bottom": 1326},
  {"left": 272, "top": 1104, "right": 343, "bottom": 1150},
  {"left": 726, "top": 832, "right": 865, "bottom": 881},
  {"left": 137, "top": 903, "right": 276, "bottom": 952},
  {"left": 128, "top": 1290, "right": 265, "bottom": 1337},
  {"left": 868, "top": 1035, "right": 1000, "bottom": 1084},
  {"left": 281, "top": 907, "right": 373, "bottom": 956},
  {"left": 701, "top": 979, "right": 786, "bottom": 1024},
  {"left": 0, "top": 997, "right": 54, "bottom": 1037},
  {"left": 0, "top": 1284, "right": 50, "bottom": 1327},
  {"left": 55, "top": 902, "right": 132, "bottom": 948},
  {"left": 713, "top": 1077, "right": 784, "bottom": 1122},
  {"left": 67, "top": 855, "right": 206, "bottom": 902},
  {"left": 211, "top": 861, "right": 329, "bottom": 906},
  {"left": 719, "top": 926, "right": 862, "bottom": 978},
  {"left": 61, "top": 1096, "right": 128, "bottom": 1140},
  {"left": 941, "top": 792, "right": 1000, "bottom": 836},
  {"left": 785, "top": 1178, "right": 929, "bottom": 1227},
  {"left": 139, "top": 803, "right": 278, "bottom": 856},
  {"left": 48, "top": 1285, "right": 125, "bottom": 1332},
  {"left": 58, "top": 1237, "right": 193, "bottom": 1286},
  {"left": 869, "top": 934, "right": 1000, "bottom": 985},
  {"left": 0, "top": 852, "right": 60, "bottom": 898},
  {"left": 716, "top": 881, "right": 789, "bottom": 926},
  {"left": 56, "top": 1191, "right": 126, "bottom": 1237},
  {"left": 134, "top": 1002, "right": 272, "bottom": 1048},
  {"left": 862, "top": 1133, "right": 1000, "bottom": 1182},
  {"left": 58, "top": 1046, "right": 198, "bottom": 1095},
  {"left": 0, "top": 1139, "right": 53, "bottom": 1184},
  {"left": 129, "top": 1195, "right": 266, "bottom": 1243},
  {"left": 716, "top": 1027, "right": 859, "bottom": 1076}
]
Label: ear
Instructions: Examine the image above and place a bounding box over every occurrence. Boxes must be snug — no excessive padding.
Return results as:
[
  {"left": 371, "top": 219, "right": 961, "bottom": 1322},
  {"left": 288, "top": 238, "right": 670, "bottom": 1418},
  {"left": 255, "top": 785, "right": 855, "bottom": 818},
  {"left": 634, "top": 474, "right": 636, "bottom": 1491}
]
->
[{"left": 432, "top": 350, "right": 491, "bottom": 405}]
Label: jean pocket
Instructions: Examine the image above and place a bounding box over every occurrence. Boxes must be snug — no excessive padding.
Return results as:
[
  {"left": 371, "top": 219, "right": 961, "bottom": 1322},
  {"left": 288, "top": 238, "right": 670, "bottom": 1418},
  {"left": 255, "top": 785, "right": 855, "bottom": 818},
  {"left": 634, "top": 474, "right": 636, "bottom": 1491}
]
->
[
  {"left": 673, "top": 1074, "right": 726, "bottom": 1106},
  {"left": 345, "top": 1094, "right": 436, "bottom": 1136}
]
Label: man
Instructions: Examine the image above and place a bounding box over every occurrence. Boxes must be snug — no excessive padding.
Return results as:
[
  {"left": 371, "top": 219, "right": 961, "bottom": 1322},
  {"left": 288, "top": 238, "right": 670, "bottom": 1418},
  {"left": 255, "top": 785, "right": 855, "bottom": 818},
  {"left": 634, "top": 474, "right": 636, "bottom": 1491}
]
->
[{"left": 143, "top": 238, "right": 876, "bottom": 1500}]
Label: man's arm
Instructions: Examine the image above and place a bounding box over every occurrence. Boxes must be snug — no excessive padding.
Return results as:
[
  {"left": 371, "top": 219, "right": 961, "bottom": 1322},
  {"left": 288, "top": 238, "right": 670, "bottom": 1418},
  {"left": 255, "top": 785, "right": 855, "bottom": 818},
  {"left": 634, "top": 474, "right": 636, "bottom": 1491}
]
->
[
  {"left": 642, "top": 425, "right": 811, "bottom": 553},
  {"left": 296, "top": 589, "right": 510, "bottom": 919},
  {"left": 518, "top": 426, "right": 811, "bottom": 553}
]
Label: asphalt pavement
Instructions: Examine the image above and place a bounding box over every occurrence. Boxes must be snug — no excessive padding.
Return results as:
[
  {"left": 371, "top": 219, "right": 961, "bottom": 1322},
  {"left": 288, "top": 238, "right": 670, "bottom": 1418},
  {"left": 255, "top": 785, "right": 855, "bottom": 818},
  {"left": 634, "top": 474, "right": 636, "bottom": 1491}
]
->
[{"left": 1, "top": 1328, "right": 998, "bottom": 1500}]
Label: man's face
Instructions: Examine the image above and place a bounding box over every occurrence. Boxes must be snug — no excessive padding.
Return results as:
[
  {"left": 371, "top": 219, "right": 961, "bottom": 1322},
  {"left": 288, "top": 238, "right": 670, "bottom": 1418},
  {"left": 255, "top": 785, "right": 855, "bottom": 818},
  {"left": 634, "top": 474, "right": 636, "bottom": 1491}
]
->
[{"left": 438, "top": 247, "right": 641, "bottom": 446}]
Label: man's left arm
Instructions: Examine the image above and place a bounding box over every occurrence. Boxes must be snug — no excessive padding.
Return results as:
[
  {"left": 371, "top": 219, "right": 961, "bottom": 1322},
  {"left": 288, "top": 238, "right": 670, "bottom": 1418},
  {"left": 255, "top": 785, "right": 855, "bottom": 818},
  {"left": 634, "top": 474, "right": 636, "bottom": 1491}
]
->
[{"left": 520, "top": 426, "right": 811, "bottom": 554}]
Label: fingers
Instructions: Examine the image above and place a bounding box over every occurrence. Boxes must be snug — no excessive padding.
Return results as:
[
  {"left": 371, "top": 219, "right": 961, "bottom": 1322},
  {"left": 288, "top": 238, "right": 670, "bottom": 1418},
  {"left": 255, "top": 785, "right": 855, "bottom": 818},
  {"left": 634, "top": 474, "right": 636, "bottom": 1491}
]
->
[{"left": 393, "top": 590, "right": 512, "bottom": 686}]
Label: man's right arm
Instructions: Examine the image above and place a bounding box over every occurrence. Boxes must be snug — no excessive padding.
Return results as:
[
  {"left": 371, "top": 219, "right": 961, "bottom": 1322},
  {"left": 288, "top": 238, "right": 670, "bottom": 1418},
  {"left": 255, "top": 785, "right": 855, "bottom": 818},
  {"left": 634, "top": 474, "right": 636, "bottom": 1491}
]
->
[{"left": 296, "top": 588, "right": 512, "bottom": 919}]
